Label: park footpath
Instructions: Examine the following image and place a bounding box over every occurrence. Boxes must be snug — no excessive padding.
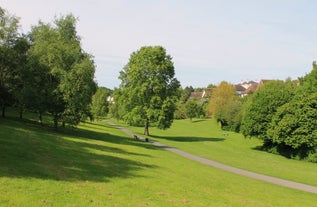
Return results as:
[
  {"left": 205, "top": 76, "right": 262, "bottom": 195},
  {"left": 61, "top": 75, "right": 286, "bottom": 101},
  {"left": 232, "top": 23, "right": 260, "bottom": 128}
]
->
[{"left": 109, "top": 122, "right": 317, "bottom": 195}]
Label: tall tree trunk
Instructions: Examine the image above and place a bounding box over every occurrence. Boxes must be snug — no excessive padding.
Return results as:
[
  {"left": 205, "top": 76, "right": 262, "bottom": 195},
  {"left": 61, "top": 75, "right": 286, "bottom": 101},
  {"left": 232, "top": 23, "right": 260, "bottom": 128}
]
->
[{"left": 144, "top": 119, "right": 149, "bottom": 136}]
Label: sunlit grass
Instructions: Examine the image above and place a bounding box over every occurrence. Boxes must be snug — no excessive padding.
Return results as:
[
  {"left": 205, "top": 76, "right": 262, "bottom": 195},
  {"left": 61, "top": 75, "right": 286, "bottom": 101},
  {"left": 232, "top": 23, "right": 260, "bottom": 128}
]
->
[
  {"left": 1, "top": 113, "right": 317, "bottom": 206},
  {"left": 124, "top": 118, "right": 317, "bottom": 186}
]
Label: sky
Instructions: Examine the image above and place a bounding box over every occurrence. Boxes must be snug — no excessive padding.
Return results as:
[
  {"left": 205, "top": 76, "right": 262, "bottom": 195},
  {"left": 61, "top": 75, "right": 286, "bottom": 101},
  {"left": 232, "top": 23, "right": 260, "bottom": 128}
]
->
[{"left": 2, "top": 0, "right": 317, "bottom": 89}]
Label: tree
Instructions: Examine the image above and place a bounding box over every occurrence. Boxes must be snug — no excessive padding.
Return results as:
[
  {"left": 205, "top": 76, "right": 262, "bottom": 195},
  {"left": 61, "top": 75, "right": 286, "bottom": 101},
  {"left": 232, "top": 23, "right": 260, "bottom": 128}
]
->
[
  {"left": 207, "top": 83, "right": 216, "bottom": 88},
  {"left": 185, "top": 99, "right": 199, "bottom": 122},
  {"left": 0, "top": 7, "right": 20, "bottom": 117},
  {"left": 267, "top": 92, "right": 317, "bottom": 149},
  {"left": 174, "top": 102, "right": 186, "bottom": 119},
  {"left": 29, "top": 14, "right": 96, "bottom": 128},
  {"left": 91, "top": 87, "right": 111, "bottom": 121},
  {"left": 10, "top": 35, "right": 31, "bottom": 119},
  {"left": 219, "top": 99, "right": 243, "bottom": 132},
  {"left": 117, "top": 46, "right": 180, "bottom": 135},
  {"left": 301, "top": 61, "right": 317, "bottom": 92},
  {"left": 209, "top": 81, "right": 237, "bottom": 126},
  {"left": 180, "top": 86, "right": 194, "bottom": 103},
  {"left": 241, "top": 80, "right": 296, "bottom": 141}
]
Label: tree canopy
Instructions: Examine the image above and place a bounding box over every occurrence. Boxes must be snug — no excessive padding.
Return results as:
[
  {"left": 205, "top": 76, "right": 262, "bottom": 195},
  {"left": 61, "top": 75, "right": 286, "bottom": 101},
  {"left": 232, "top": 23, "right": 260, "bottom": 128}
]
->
[
  {"left": 91, "top": 87, "right": 111, "bottom": 121},
  {"left": 241, "top": 80, "right": 296, "bottom": 141},
  {"left": 209, "top": 81, "right": 237, "bottom": 126},
  {"left": 267, "top": 92, "right": 317, "bottom": 149},
  {"left": 28, "top": 14, "right": 97, "bottom": 128},
  {"left": 0, "top": 7, "right": 20, "bottom": 117},
  {"left": 113, "top": 46, "right": 180, "bottom": 135}
]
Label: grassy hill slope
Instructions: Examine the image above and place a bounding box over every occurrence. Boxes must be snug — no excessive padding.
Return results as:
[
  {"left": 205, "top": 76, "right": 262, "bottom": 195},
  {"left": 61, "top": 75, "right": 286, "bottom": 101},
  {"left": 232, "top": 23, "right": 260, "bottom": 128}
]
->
[
  {"left": 126, "top": 119, "right": 317, "bottom": 186},
  {"left": 1, "top": 115, "right": 317, "bottom": 206}
]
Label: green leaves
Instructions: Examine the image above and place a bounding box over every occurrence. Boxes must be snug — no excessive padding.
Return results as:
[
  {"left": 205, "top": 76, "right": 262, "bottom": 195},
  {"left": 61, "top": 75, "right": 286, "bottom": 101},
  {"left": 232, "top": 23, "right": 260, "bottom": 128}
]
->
[
  {"left": 91, "top": 87, "right": 111, "bottom": 120},
  {"left": 113, "top": 46, "right": 180, "bottom": 134},
  {"left": 241, "top": 80, "right": 295, "bottom": 140},
  {"left": 28, "top": 14, "right": 96, "bottom": 127},
  {"left": 268, "top": 93, "right": 317, "bottom": 149}
]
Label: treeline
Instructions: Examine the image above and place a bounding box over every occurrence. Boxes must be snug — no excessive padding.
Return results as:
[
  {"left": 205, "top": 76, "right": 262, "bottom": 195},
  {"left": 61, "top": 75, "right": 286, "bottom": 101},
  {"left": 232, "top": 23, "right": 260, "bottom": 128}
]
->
[
  {"left": 210, "top": 66, "right": 317, "bottom": 162},
  {"left": 0, "top": 7, "right": 109, "bottom": 128},
  {"left": 174, "top": 86, "right": 211, "bottom": 121}
]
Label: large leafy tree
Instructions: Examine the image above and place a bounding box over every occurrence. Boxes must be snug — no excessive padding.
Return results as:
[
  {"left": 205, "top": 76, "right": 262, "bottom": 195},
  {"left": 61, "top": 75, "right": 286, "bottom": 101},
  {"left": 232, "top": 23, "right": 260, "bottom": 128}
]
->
[
  {"left": 29, "top": 14, "right": 96, "bottom": 128},
  {"left": 117, "top": 46, "right": 180, "bottom": 135},
  {"left": 267, "top": 92, "right": 317, "bottom": 149},
  {"left": 10, "top": 35, "right": 31, "bottom": 119},
  {"left": 265, "top": 64, "right": 317, "bottom": 157},
  {"left": 241, "top": 80, "right": 296, "bottom": 142},
  {"left": 0, "top": 7, "right": 20, "bottom": 117}
]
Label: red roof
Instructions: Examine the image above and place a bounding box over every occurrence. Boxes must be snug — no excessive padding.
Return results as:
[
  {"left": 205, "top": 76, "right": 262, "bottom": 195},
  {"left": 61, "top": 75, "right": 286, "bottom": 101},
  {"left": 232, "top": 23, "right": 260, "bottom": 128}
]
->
[{"left": 243, "top": 83, "right": 259, "bottom": 95}]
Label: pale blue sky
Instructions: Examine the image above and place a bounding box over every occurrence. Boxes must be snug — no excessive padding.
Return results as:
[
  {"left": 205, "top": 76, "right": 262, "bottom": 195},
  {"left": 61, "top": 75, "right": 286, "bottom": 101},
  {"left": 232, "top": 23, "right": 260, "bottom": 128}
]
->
[{"left": 2, "top": 0, "right": 317, "bottom": 88}]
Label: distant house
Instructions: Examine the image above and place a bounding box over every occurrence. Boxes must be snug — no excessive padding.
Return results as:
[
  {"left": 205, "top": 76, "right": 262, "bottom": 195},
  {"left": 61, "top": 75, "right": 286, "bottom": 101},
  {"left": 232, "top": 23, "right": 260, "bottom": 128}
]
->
[
  {"left": 240, "top": 80, "right": 257, "bottom": 89},
  {"left": 243, "top": 83, "right": 258, "bottom": 96},
  {"left": 189, "top": 92, "right": 204, "bottom": 99},
  {"left": 235, "top": 84, "right": 246, "bottom": 97},
  {"left": 189, "top": 88, "right": 214, "bottom": 99},
  {"left": 235, "top": 80, "right": 261, "bottom": 97}
]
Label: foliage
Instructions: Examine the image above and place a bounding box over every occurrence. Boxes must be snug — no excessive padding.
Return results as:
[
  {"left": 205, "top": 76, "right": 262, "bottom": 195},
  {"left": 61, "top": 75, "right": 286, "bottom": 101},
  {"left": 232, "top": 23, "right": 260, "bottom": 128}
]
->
[
  {"left": 90, "top": 87, "right": 111, "bottom": 121},
  {"left": 179, "top": 86, "right": 194, "bottom": 103},
  {"left": 185, "top": 99, "right": 199, "bottom": 121},
  {"left": 207, "top": 83, "right": 216, "bottom": 88},
  {"left": 114, "top": 46, "right": 180, "bottom": 135},
  {"left": 267, "top": 93, "right": 317, "bottom": 149},
  {"left": 301, "top": 61, "right": 317, "bottom": 92},
  {"left": 0, "top": 7, "right": 20, "bottom": 117},
  {"left": 209, "top": 81, "right": 237, "bottom": 126},
  {"left": 241, "top": 80, "right": 296, "bottom": 141},
  {"left": 174, "top": 102, "right": 186, "bottom": 119},
  {"left": 218, "top": 99, "right": 243, "bottom": 132},
  {"left": 10, "top": 35, "right": 33, "bottom": 119},
  {"left": 29, "top": 14, "right": 96, "bottom": 128}
]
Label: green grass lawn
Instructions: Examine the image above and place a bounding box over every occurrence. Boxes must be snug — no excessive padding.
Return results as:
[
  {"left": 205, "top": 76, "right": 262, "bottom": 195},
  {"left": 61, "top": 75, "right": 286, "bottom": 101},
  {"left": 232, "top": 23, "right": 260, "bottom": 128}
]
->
[
  {"left": 1, "top": 113, "right": 317, "bottom": 206},
  {"left": 123, "top": 118, "right": 317, "bottom": 186}
]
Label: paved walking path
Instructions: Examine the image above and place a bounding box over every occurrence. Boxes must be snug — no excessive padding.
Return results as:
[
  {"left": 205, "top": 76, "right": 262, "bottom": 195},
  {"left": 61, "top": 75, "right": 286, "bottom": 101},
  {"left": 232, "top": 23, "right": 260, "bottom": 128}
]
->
[{"left": 109, "top": 122, "right": 317, "bottom": 194}]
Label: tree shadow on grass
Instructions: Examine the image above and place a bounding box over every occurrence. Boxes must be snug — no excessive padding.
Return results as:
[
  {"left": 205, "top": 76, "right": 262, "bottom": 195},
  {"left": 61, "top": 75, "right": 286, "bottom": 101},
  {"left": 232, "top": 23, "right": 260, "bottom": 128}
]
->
[
  {"left": 0, "top": 118, "right": 158, "bottom": 182},
  {"left": 149, "top": 135, "right": 225, "bottom": 142}
]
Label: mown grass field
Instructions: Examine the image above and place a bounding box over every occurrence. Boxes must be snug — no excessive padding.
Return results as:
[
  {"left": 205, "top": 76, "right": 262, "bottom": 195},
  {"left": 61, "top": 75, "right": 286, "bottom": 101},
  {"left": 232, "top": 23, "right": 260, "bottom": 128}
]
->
[
  {"left": 126, "top": 119, "right": 317, "bottom": 186},
  {"left": 1, "top": 112, "right": 317, "bottom": 206}
]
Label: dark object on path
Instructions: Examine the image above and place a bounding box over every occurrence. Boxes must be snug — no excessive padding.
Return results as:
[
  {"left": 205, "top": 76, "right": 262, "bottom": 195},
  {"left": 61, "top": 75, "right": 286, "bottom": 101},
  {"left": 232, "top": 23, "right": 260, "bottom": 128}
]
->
[
  {"left": 145, "top": 138, "right": 149, "bottom": 142},
  {"left": 133, "top": 135, "right": 138, "bottom": 140}
]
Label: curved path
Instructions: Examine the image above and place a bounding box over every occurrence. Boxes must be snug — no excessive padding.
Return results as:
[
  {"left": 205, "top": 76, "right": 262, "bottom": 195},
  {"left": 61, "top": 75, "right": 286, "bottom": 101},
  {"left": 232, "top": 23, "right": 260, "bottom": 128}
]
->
[{"left": 109, "top": 122, "right": 317, "bottom": 194}]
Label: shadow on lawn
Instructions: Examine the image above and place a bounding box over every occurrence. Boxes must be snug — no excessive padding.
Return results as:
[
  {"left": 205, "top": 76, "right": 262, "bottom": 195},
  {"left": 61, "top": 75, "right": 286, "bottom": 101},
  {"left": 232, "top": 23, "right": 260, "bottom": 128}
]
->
[
  {"left": 149, "top": 135, "right": 225, "bottom": 142},
  {"left": 0, "top": 117, "right": 158, "bottom": 182}
]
